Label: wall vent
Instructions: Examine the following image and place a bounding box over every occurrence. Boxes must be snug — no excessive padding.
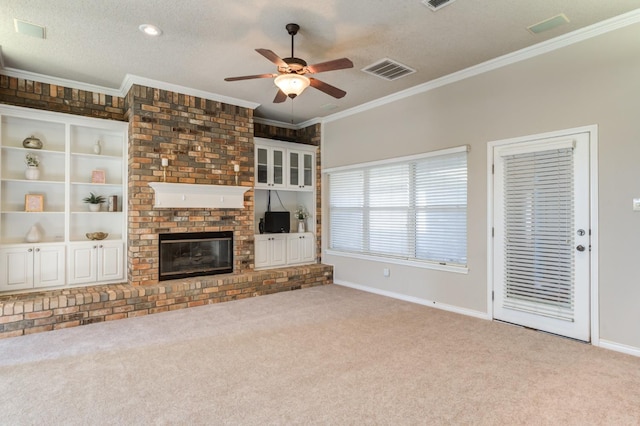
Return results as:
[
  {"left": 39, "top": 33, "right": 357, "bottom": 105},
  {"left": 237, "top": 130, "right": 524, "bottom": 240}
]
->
[
  {"left": 362, "top": 58, "right": 416, "bottom": 81},
  {"left": 421, "top": 0, "right": 457, "bottom": 12}
]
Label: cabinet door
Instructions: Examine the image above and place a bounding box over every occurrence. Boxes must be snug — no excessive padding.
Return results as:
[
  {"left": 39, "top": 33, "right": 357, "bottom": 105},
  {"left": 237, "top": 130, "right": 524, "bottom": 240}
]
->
[
  {"left": 271, "top": 148, "right": 285, "bottom": 187},
  {"left": 254, "top": 236, "right": 270, "bottom": 269},
  {"left": 270, "top": 235, "right": 287, "bottom": 266},
  {"left": 98, "top": 242, "right": 124, "bottom": 282},
  {"left": 289, "top": 151, "right": 300, "bottom": 188},
  {"left": 0, "top": 246, "right": 34, "bottom": 291},
  {"left": 300, "top": 233, "right": 316, "bottom": 263},
  {"left": 302, "top": 153, "right": 314, "bottom": 189},
  {"left": 287, "top": 234, "right": 303, "bottom": 264},
  {"left": 68, "top": 243, "right": 97, "bottom": 285},
  {"left": 256, "top": 147, "right": 269, "bottom": 186},
  {"left": 33, "top": 245, "right": 66, "bottom": 288}
]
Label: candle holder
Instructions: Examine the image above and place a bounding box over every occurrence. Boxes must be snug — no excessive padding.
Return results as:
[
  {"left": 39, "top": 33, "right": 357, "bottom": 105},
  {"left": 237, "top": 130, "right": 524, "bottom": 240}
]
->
[{"left": 162, "top": 158, "right": 168, "bottom": 182}]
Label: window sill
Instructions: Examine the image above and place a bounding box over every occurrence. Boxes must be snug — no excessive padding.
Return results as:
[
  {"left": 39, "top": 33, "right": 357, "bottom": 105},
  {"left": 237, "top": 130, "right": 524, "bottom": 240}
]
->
[{"left": 325, "top": 250, "right": 469, "bottom": 274}]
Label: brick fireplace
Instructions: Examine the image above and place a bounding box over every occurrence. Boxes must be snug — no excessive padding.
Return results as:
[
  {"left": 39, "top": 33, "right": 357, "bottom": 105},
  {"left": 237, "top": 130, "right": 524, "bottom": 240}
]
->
[
  {"left": 125, "top": 85, "right": 255, "bottom": 286},
  {"left": 0, "top": 77, "right": 334, "bottom": 338}
]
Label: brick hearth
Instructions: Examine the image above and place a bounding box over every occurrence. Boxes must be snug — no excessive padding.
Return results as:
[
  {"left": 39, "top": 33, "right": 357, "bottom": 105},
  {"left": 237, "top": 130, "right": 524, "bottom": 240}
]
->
[{"left": 0, "top": 264, "right": 333, "bottom": 338}]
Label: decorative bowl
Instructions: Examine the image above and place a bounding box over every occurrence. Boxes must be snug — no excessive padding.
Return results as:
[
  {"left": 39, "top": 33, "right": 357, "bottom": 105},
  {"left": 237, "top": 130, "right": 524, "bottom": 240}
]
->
[
  {"left": 86, "top": 232, "right": 109, "bottom": 240},
  {"left": 23, "top": 135, "right": 43, "bottom": 149}
]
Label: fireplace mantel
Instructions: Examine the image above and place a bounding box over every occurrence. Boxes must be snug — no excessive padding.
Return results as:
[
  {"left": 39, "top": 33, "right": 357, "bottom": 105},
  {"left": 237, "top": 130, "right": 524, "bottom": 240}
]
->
[{"left": 148, "top": 183, "right": 250, "bottom": 209}]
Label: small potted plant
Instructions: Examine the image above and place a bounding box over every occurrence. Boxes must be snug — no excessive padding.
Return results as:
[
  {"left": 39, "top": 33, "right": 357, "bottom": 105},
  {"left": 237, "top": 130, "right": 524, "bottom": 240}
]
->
[
  {"left": 295, "top": 206, "right": 309, "bottom": 233},
  {"left": 83, "top": 192, "right": 106, "bottom": 212},
  {"left": 25, "top": 153, "right": 40, "bottom": 180}
]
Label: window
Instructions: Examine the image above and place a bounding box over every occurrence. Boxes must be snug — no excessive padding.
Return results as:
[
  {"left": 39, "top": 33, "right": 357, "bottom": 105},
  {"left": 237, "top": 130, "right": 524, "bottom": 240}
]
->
[{"left": 327, "top": 146, "right": 468, "bottom": 268}]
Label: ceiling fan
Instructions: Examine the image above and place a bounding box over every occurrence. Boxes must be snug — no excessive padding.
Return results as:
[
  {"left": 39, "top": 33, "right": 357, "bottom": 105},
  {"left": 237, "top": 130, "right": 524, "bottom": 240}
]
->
[{"left": 224, "top": 23, "right": 354, "bottom": 103}]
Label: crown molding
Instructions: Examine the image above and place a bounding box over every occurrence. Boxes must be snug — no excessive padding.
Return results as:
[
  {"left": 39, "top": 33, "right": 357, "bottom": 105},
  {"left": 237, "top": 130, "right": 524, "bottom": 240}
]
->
[
  {"left": 0, "top": 66, "right": 123, "bottom": 97},
  {"left": 254, "top": 116, "right": 322, "bottom": 130},
  {"left": 119, "top": 74, "right": 259, "bottom": 110},
  {"left": 0, "top": 69, "right": 260, "bottom": 110},
  {"left": 323, "top": 8, "right": 640, "bottom": 124}
]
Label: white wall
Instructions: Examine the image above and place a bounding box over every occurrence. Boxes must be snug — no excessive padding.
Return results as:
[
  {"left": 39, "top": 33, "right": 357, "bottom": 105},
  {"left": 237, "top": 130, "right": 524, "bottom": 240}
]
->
[{"left": 322, "top": 23, "right": 640, "bottom": 350}]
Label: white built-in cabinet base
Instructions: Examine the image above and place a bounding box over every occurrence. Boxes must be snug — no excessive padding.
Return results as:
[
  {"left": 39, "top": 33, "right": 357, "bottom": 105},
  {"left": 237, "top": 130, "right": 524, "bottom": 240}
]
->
[{"left": 254, "top": 232, "right": 316, "bottom": 270}]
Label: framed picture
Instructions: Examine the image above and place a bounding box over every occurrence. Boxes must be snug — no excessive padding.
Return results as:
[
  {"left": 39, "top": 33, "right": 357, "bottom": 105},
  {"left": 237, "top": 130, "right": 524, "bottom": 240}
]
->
[
  {"left": 91, "top": 170, "right": 106, "bottom": 184},
  {"left": 25, "top": 194, "right": 44, "bottom": 212}
]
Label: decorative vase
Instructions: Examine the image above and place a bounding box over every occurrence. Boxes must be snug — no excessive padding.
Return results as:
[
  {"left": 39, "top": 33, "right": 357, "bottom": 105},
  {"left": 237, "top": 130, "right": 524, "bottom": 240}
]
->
[
  {"left": 259, "top": 218, "right": 265, "bottom": 234},
  {"left": 25, "top": 225, "right": 41, "bottom": 243},
  {"left": 297, "top": 220, "right": 305, "bottom": 233},
  {"left": 93, "top": 140, "right": 101, "bottom": 155},
  {"left": 25, "top": 166, "right": 40, "bottom": 180},
  {"left": 89, "top": 203, "right": 101, "bottom": 212}
]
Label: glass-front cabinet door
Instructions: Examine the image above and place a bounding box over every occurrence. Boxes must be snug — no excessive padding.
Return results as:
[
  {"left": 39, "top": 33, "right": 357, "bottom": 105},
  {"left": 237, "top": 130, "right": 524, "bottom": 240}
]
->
[
  {"left": 256, "top": 147, "right": 268, "bottom": 185},
  {"left": 272, "top": 148, "right": 284, "bottom": 187},
  {"left": 288, "top": 150, "right": 314, "bottom": 190},
  {"left": 255, "top": 146, "right": 285, "bottom": 188}
]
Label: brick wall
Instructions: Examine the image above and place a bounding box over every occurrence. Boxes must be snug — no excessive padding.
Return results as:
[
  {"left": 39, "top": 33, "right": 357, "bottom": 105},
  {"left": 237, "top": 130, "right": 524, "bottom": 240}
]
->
[
  {"left": 125, "top": 85, "right": 255, "bottom": 286},
  {"left": 0, "top": 75, "right": 125, "bottom": 121}
]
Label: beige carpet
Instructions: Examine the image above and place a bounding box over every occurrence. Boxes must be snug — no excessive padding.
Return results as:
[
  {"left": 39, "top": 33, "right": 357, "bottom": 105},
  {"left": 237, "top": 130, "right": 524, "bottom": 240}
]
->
[{"left": 1, "top": 284, "right": 638, "bottom": 425}]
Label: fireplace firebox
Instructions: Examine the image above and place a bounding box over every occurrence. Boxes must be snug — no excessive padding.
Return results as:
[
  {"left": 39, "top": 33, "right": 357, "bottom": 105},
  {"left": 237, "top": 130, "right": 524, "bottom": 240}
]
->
[{"left": 159, "top": 231, "right": 233, "bottom": 281}]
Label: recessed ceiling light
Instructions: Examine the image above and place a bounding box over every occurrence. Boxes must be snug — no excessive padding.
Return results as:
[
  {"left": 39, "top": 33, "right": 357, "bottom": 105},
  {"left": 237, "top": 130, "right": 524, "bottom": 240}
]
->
[{"left": 139, "top": 24, "right": 162, "bottom": 37}]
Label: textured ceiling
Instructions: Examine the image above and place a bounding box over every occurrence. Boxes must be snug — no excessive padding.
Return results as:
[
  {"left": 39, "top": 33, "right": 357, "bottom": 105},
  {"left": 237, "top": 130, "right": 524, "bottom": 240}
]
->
[{"left": 1, "top": 1, "right": 638, "bottom": 125}]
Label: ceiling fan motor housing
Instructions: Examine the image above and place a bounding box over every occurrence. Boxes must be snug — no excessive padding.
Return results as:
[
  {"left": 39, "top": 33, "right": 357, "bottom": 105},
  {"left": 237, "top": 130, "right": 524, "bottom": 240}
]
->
[{"left": 280, "top": 57, "right": 308, "bottom": 74}]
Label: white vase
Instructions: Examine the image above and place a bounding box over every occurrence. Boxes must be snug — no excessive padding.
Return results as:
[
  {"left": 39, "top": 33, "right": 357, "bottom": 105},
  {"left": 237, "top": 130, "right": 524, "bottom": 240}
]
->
[
  {"left": 297, "top": 220, "right": 305, "bottom": 233},
  {"left": 93, "top": 140, "right": 101, "bottom": 155},
  {"left": 25, "top": 225, "right": 41, "bottom": 243},
  {"left": 89, "top": 203, "right": 101, "bottom": 212},
  {"left": 25, "top": 166, "right": 40, "bottom": 180}
]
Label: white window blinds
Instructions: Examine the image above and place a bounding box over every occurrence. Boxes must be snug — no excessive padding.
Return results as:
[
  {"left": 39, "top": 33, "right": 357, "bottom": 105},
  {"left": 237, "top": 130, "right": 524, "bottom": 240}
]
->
[
  {"left": 328, "top": 148, "right": 468, "bottom": 267},
  {"left": 502, "top": 147, "right": 575, "bottom": 321}
]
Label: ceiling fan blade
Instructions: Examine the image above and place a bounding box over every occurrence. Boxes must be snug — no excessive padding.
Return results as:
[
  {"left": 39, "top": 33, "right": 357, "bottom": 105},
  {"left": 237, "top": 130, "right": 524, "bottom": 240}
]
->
[
  {"left": 306, "top": 58, "right": 354, "bottom": 74},
  {"left": 256, "top": 48, "right": 288, "bottom": 68},
  {"left": 224, "top": 73, "right": 278, "bottom": 82},
  {"left": 309, "top": 78, "right": 347, "bottom": 99},
  {"left": 273, "top": 89, "right": 287, "bottom": 103}
]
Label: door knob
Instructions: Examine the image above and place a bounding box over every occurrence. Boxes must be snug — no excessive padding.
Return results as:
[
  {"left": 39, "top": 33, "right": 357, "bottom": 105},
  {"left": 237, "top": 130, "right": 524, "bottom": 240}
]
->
[{"left": 576, "top": 245, "right": 585, "bottom": 252}]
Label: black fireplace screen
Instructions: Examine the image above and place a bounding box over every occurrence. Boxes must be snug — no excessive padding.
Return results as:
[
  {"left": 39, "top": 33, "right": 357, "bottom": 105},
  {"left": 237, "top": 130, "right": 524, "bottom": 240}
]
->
[{"left": 159, "top": 231, "right": 233, "bottom": 280}]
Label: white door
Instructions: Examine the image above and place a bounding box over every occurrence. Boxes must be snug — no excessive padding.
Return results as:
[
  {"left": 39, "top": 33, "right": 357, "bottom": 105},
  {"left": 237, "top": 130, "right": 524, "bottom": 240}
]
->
[
  {"left": 493, "top": 132, "right": 591, "bottom": 341},
  {"left": 69, "top": 243, "right": 98, "bottom": 285},
  {"left": 33, "top": 245, "right": 66, "bottom": 288}
]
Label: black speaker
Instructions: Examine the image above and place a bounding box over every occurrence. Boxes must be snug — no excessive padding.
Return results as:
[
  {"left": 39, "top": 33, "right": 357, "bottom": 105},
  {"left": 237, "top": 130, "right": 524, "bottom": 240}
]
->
[{"left": 264, "top": 211, "right": 290, "bottom": 233}]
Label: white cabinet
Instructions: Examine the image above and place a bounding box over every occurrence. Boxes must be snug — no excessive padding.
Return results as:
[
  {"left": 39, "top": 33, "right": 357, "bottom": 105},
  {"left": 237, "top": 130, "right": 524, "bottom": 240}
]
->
[
  {"left": 0, "top": 104, "right": 127, "bottom": 293},
  {"left": 0, "top": 244, "right": 65, "bottom": 291},
  {"left": 255, "top": 139, "right": 315, "bottom": 192},
  {"left": 287, "top": 233, "right": 316, "bottom": 265},
  {"left": 288, "top": 150, "right": 314, "bottom": 190},
  {"left": 68, "top": 241, "right": 124, "bottom": 285},
  {"left": 254, "top": 234, "right": 287, "bottom": 269},
  {"left": 255, "top": 145, "right": 286, "bottom": 189}
]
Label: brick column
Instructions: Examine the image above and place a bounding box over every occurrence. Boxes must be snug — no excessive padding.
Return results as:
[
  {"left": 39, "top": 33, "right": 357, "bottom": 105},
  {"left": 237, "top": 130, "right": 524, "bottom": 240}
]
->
[{"left": 125, "top": 85, "right": 254, "bottom": 286}]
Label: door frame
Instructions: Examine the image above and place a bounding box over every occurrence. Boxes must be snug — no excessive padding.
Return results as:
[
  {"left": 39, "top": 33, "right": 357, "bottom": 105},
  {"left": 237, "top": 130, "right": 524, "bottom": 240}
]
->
[{"left": 487, "top": 125, "right": 599, "bottom": 345}]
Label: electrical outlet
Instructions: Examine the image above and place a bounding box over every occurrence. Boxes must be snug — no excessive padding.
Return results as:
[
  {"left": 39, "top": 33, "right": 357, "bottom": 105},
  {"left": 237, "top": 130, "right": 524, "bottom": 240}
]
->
[
  {"left": 633, "top": 198, "right": 640, "bottom": 211},
  {"left": 383, "top": 268, "right": 390, "bottom": 277}
]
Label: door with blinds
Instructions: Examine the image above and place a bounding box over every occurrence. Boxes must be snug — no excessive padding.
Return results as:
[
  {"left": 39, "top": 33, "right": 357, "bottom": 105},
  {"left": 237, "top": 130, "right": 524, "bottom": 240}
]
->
[{"left": 492, "top": 132, "right": 590, "bottom": 341}]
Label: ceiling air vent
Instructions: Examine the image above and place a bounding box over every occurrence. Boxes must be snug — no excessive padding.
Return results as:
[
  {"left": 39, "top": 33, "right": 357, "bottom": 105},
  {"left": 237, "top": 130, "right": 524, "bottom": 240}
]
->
[
  {"left": 362, "top": 58, "right": 416, "bottom": 81},
  {"left": 421, "top": 0, "right": 457, "bottom": 12}
]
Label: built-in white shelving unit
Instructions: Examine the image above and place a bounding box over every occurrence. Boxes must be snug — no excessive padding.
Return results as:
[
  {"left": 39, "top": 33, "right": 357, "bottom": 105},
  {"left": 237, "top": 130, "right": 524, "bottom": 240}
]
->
[{"left": 0, "top": 105, "right": 127, "bottom": 292}]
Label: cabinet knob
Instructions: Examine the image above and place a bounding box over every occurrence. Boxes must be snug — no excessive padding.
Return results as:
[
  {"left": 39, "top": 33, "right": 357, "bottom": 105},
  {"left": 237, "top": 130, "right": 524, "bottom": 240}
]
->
[
  {"left": 28, "top": 248, "right": 33, "bottom": 252},
  {"left": 93, "top": 245, "right": 97, "bottom": 249},
  {"left": 35, "top": 248, "right": 40, "bottom": 252},
  {"left": 99, "top": 245, "right": 103, "bottom": 248}
]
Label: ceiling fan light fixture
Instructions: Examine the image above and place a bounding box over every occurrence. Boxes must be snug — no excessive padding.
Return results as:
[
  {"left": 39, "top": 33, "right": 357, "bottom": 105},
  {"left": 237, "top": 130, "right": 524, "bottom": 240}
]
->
[
  {"left": 139, "top": 24, "right": 163, "bottom": 37},
  {"left": 274, "top": 74, "right": 310, "bottom": 98}
]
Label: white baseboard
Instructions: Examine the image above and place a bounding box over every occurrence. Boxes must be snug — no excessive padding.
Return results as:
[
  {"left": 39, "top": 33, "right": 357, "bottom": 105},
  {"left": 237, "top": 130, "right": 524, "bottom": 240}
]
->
[
  {"left": 598, "top": 339, "right": 640, "bottom": 358},
  {"left": 334, "top": 279, "right": 491, "bottom": 321}
]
